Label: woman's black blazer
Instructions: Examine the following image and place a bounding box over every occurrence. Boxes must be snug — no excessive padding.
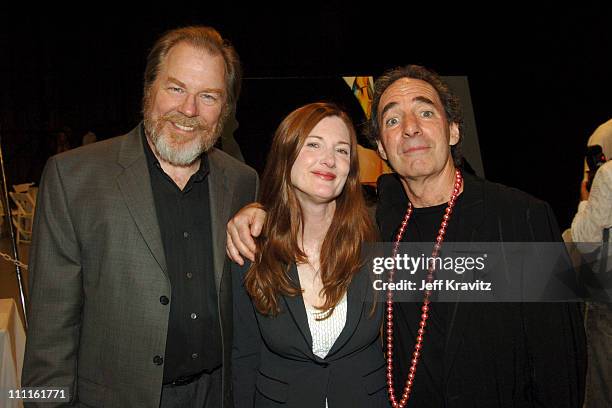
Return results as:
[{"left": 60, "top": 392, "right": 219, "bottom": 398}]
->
[{"left": 232, "top": 261, "right": 389, "bottom": 407}]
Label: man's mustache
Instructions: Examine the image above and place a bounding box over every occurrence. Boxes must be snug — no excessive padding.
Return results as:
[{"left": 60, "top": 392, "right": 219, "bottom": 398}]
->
[{"left": 160, "top": 112, "right": 208, "bottom": 131}]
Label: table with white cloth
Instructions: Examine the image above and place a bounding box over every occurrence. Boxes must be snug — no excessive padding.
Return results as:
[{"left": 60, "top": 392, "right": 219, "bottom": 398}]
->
[{"left": 0, "top": 298, "right": 26, "bottom": 408}]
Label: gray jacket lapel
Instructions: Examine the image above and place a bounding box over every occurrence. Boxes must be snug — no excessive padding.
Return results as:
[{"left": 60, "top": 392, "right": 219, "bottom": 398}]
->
[
  {"left": 116, "top": 125, "right": 168, "bottom": 276},
  {"left": 208, "top": 149, "right": 232, "bottom": 293}
]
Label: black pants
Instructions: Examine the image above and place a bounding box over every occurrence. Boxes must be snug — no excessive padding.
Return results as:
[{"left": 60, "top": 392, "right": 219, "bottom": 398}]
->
[{"left": 159, "top": 368, "right": 222, "bottom": 408}]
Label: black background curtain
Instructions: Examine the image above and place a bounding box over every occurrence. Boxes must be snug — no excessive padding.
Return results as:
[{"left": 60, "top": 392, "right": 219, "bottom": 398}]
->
[{"left": 1, "top": 6, "right": 611, "bottom": 228}]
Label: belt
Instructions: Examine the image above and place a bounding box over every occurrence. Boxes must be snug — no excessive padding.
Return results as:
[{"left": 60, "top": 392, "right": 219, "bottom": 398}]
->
[
  {"left": 164, "top": 371, "right": 206, "bottom": 387},
  {"left": 163, "top": 365, "right": 222, "bottom": 387}
]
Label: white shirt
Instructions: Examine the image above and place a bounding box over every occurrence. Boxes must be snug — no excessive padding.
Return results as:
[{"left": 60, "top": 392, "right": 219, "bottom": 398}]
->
[
  {"left": 572, "top": 160, "right": 612, "bottom": 243},
  {"left": 304, "top": 292, "right": 347, "bottom": 407},
  {"left": 583, "top": 118, "right": 612, "bottom": 181},
  {"left": 305, "top": 292, "right": 347, "bottom": 359}
]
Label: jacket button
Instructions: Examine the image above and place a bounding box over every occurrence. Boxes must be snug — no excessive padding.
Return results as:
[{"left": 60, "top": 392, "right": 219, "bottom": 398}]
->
[
  {"left": 153, "top": 355, "right": 164, "bottom": 365},
  {"left": 160, "top": 296, "right": 169, "bottom": 305}
]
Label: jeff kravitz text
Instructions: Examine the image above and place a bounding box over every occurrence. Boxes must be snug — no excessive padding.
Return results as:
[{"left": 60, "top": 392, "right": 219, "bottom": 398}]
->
[
  {"left": 371, "top": 253, "right": 493, "bottom": 293},
  {"left": 373, "top": 279, "right": 492, "bottom": 291}
]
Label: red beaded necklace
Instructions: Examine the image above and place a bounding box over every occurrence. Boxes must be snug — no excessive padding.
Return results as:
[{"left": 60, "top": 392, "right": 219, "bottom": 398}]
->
[{"left": 386, "top": 169, "right": 463, "bottom": 408}]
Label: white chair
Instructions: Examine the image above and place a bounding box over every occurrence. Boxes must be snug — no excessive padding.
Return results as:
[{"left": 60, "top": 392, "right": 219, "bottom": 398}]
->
[
  {"left": 28, "top": 186, "right": 38, "bottom": 203},
  {"left": 9, "top": 191, "right": 35, "bottom": 244},
  {"left": 12, "top": 183, "right": 34, "bottom": 193}
]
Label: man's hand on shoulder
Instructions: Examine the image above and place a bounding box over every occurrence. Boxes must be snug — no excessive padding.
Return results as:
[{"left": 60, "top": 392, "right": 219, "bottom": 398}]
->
[{"left": 226, "top": 203, "right": 267, "bottom": 265}]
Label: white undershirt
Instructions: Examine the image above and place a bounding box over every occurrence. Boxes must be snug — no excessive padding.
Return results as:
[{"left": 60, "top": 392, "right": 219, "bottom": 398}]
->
[{"left": 304, "top": 292, "right": 347, "bottom": 407}]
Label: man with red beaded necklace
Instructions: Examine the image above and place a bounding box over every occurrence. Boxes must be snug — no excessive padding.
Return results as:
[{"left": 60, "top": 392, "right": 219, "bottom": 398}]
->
[
  {"left": 226, "top": 65, "right": 586, "bottom": 407},
  {"left": 372, "top": 65, "right": 585, "bottom": 408}
]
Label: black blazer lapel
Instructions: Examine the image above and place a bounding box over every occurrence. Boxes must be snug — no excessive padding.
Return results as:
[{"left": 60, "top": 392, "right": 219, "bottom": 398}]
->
[
  {"left": 443, "top": 173, "right": 486, "bottom": 381},
  {"left": 326, "top": 268, "right": 367, "bottom": 358},
  {"left": 281, "top": 264, "right": 313, "bottom": 350},
  {"left": 116, "top": 125, "right": 167, "bottom": 276}
]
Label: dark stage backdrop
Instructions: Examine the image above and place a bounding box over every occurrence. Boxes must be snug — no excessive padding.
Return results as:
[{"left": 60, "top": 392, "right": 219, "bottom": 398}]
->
[
  {"left": 1, "top": 7, "right": 611, "bottom": 228},
  {"left": 234, "top": 75, "right": 483, "bottom": 178}
]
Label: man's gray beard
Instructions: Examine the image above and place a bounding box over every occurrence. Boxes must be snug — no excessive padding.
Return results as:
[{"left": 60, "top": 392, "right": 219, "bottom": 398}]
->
[{"left": 143, "top": 115, "right": 221, "bottom": 167}]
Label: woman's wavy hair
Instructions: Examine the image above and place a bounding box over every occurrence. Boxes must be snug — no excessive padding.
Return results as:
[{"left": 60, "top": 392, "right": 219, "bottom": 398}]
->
[{"left": 244, "top": 102, "right": 378, "bottom": 316}]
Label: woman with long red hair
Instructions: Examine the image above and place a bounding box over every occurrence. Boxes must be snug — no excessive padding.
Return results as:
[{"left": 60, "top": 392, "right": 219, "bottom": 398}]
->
[{"left": 232, "top": 102, "right": 387, "bottom": 407}]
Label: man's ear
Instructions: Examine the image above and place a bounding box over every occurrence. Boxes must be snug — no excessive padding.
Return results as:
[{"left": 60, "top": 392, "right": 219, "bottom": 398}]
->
[
  {"left": 376, "top": 139, "right": 388, "bottom": 160},
  {"left": 449, "top": 122, "right": 460, "bottom": 146}
]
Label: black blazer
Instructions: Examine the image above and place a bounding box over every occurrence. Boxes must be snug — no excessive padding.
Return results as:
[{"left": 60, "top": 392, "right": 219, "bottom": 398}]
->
[
  {"left": 376, "top": 172, "right": 587, "bottom": 407},
  {"left": 232, "top": 262, "right": 389, "bottom": 407}
]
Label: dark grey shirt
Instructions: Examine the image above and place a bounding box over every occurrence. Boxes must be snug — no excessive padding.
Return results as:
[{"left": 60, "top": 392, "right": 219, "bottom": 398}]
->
[{"left": 142, "top": 131, "right": 222, "bottom": 383}]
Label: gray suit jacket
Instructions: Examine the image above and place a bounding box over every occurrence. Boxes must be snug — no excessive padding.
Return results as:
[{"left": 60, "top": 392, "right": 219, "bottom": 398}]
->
[{"left": 22, "top": 124, "right": 259, "bottom": 407}]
